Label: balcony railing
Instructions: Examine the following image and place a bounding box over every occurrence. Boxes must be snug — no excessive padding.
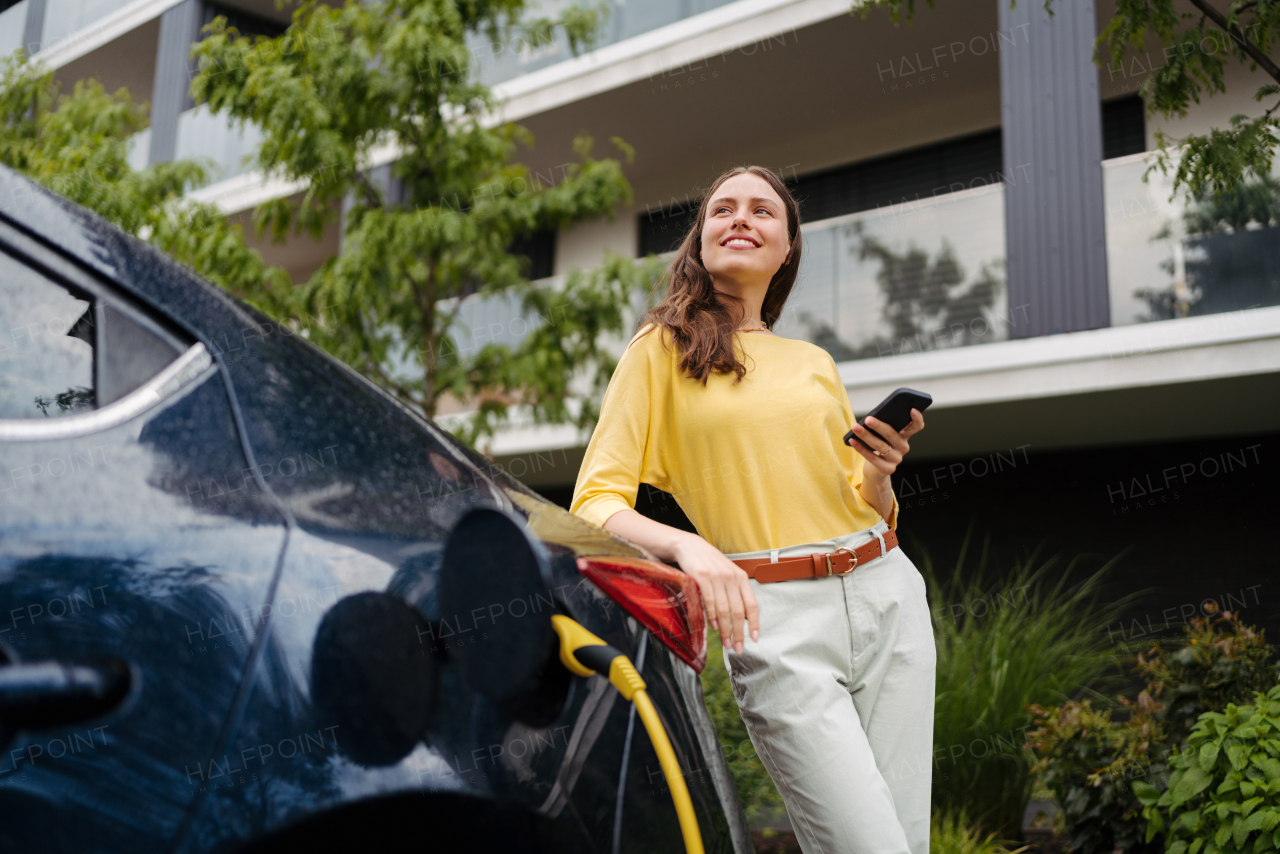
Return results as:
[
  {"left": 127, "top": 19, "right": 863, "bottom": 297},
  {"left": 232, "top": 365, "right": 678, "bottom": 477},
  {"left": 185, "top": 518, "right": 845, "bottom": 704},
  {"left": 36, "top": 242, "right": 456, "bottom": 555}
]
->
[
  {"left": 173, "top": 105, "right": 265, "bottom": 185},
  {"left": 776, "top": 182, "right": 1011, "bottom": 360},
  {"left": 428, "top": 149, "right": 1280, "bottom": 378},
  {"left": 41, "top": 0, "right": 135, "bottom": 50},
  {"left": 0, "top": 1, "right": 27, "bottom": 57},
  {"left": 439, "top": 275, "right": 653, "bottom": 360},
  {"left": 1103, "top": 151, "right": 1280, "bottom": 325},
  {"left": 469, "top": 0, "right": 742, "bottom": 86},
  {"left": 122, "top": 107, "right": 261, "bottom": 184}
]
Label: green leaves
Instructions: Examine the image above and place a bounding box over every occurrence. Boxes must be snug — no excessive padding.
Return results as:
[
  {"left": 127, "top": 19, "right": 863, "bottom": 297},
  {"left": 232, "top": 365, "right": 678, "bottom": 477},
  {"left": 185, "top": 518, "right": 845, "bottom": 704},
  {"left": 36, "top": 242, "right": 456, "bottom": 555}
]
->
[
  {"left": 1137, "top": 781, "right": 1165, "bottom": 805},
  {"left": 191, "top": 0, "right": 640, "bottom": 449},
  {"left": 0, "top": 53, "right": 291, "bottom": 312},
  {"left": 1147, "top": 685, "right": 1280, "bottom": 854},
  {"left": 1172, "top": 767, "right": 1214, "bottom": 806},
  {"left": 1028, "top": 611, "right": 1280, "bottom": 854}
]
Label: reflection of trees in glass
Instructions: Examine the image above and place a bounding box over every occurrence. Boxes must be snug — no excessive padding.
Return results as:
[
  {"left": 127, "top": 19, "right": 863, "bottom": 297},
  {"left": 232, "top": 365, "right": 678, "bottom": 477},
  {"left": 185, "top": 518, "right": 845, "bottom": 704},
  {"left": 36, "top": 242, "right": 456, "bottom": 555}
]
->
[
  {"left": 1138, "top": 176, "right": 1280, "bottom": 321},
  {"left": 34, "top": 386, "right": 94, "bottom": 416},
  {"left": 795, "top": 221, "right": 1004, "bottom": 360}
]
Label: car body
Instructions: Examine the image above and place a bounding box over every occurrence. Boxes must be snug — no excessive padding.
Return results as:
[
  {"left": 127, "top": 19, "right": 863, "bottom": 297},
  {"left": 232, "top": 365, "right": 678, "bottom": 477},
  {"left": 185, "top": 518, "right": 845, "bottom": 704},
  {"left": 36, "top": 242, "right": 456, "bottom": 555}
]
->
[{"left": 0, "top": 166, "right": 751, "bottom": 853}]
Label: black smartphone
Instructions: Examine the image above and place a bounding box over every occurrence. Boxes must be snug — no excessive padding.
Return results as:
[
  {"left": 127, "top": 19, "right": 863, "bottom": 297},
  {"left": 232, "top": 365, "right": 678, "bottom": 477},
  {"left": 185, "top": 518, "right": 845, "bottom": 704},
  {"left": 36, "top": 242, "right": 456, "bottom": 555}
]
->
[{"left": 843, "top": 387, "right": 933, "bottom": 453}]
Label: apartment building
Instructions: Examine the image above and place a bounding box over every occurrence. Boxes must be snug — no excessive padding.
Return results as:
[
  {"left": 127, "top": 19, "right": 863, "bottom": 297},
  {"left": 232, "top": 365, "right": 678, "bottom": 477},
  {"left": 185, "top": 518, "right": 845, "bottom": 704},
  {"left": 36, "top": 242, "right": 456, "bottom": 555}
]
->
[{"left": 11, "top": 0, "right": 1280, "bottom": 632}]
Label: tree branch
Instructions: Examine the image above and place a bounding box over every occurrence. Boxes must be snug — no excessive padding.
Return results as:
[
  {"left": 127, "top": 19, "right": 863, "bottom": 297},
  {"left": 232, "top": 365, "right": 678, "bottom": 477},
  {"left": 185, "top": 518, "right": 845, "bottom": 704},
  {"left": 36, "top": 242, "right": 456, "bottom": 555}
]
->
[
  {"left": 1185, "top": 0, "right": 1280, "bottom": 85},
  {"left": 364, "top": 354, "right": 420, "bottom": 411},
  {"left": 408, "top": 262, "right": 442, "bottom": 417}
]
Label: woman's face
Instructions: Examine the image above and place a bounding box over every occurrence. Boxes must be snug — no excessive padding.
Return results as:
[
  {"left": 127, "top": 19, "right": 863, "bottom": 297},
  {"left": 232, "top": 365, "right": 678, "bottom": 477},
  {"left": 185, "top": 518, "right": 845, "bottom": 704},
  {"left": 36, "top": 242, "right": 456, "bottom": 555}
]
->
[{"left": 699, "top": 172, "right": 791, "bottom": 288}]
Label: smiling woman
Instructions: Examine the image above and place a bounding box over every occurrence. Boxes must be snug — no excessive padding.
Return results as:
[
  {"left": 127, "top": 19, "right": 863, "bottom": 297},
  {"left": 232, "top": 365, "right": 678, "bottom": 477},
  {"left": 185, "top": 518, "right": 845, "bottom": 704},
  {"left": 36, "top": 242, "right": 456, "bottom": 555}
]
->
[
  {"left": 569, "top": 164, "right": 935, "bottom": 854},
  {"left": 635, "top": 167, "right": 803, "bottom": 385}
]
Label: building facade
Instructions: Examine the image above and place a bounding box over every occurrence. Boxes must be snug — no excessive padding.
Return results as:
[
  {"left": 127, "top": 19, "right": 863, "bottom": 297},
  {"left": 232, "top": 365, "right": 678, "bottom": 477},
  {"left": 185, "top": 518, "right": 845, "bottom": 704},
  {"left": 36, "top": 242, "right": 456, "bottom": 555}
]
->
[{"left": 11, "top": 0, "right": 1280, "bottom": 635}]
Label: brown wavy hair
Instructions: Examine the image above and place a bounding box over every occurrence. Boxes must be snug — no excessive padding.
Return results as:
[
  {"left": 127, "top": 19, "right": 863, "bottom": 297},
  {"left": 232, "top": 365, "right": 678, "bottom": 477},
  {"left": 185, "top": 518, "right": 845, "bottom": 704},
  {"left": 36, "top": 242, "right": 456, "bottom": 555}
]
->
[{"left": 638, "top": 165, "right": 803, "bottom": 385}]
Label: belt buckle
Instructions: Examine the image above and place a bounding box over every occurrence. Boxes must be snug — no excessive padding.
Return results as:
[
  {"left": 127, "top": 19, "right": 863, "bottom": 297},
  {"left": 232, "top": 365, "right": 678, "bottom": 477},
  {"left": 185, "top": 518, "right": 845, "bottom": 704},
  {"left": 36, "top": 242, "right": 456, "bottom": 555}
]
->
[{"left": 826, "top": 547, "right": 857, "bottom": 576}]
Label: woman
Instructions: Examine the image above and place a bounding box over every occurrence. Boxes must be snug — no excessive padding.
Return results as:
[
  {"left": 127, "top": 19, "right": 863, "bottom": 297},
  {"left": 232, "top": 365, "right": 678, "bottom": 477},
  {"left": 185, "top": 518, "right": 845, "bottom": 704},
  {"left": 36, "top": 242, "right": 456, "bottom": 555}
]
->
[{"left": 569, "top": 165, "right": 935, "bottom": 854}]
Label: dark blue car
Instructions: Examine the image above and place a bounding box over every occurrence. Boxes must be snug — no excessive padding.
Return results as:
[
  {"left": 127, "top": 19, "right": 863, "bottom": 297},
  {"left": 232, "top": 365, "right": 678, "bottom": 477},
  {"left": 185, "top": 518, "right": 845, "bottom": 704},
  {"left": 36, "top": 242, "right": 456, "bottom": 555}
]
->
[{"left": 0, "top": 167, "right": 750, "bottom": 853}]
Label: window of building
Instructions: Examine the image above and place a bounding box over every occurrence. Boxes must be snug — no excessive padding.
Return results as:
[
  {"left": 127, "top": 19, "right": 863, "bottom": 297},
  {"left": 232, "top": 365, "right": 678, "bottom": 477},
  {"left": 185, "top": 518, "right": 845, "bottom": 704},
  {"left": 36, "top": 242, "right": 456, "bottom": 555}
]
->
[
  {"left": 639, "top": 103, "right": 1148, "bottom": 256},
  {"left": 508, "top": 229, "right": 557, "bottom": 281},
  {"left": 1102, "top": 95, "right": 1146, "bottom": 161}
]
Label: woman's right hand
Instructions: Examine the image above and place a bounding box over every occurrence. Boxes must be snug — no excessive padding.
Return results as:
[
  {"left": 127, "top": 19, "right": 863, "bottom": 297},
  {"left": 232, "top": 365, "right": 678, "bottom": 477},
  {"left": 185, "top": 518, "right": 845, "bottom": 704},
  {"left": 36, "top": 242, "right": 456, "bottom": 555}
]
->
[
  {"left": 672, "top": 534, "right": 759, "bottom": 654},
  {"left": 599, "top": 509, "right": 760, "bottom": 654}
]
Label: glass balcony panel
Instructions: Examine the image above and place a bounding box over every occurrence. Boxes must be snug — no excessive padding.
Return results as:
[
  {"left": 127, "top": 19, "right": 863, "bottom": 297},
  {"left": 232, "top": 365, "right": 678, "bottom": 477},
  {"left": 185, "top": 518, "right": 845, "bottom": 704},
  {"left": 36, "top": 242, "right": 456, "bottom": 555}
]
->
[
  {"left": 173, "top": 105, "right": 264, "bottom": 185},
  {"left": 0, "top": 1, "right": 28, "bottom": 57},
  {"left": 441, "top": 189, "right": 1011, "bottom": 375},
  {"left": 470, "top": 0, "right": 742, "bottom": 87},
  {"left": 41, "top": 0, "right": 134, "bottom": 49},
  {"left": 452, "top": 286, "right": 542, "bottom": 357},
  {"left": 1104, "top": 152, "right": 1280, "bottom": 325},
  {"left": 777, "top": 186, "right": 1010, "bottom": 362}
]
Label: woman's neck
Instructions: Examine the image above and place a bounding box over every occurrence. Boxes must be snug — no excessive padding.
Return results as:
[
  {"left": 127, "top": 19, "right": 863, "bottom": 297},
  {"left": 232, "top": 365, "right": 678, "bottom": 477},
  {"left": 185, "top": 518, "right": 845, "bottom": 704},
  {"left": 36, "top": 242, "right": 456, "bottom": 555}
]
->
[{"left": 712, "top": 277, "right": 768, "bottom": 329}]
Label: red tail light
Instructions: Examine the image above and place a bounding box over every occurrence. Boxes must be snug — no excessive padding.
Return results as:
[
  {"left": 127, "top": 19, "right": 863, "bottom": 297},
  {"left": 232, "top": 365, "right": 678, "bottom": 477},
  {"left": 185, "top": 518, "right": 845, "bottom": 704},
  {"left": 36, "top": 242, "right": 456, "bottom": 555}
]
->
[{"left": 576, "top": 556, "right": 707, "bottom": 673}]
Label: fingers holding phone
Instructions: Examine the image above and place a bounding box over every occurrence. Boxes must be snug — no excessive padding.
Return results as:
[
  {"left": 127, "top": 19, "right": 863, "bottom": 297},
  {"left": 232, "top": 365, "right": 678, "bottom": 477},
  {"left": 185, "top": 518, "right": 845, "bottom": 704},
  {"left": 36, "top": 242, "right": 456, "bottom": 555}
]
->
[
  {"left": 844, "top": 387, "right": 932, "bottom": 475},
  {"left": 850, "top": 410, "right": 924, "bottom": 474}
]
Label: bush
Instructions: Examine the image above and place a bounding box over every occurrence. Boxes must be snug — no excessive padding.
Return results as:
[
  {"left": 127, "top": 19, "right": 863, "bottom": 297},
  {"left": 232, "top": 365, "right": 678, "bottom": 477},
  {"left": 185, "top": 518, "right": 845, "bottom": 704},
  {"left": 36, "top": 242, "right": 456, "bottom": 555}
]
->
[
  {"left": 1135, "top": 684, "right": 1280, "bottom": 854},
  {"left": 1137, "top": 614, "right": 1278, "bottom": 749},
  {"left": 1027, "top": 611, "right": 1280, "bottom": 854},
  {"left": 932, "top": 808, "right": 1031, "bottom": 854},
  {"left": 923, "top": 527, "right": 1140, "bottom": 838},
  {"left": 1025, "top": 696, "right": 1166, "bottom": 854}
]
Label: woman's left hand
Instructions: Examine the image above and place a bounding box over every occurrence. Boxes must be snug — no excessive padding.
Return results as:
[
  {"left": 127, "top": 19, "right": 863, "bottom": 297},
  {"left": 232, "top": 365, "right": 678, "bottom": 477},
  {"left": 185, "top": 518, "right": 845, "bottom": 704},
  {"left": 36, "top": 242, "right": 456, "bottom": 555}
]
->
[{"left": 849, "top": 408, "right": 926, "bottom": 478}]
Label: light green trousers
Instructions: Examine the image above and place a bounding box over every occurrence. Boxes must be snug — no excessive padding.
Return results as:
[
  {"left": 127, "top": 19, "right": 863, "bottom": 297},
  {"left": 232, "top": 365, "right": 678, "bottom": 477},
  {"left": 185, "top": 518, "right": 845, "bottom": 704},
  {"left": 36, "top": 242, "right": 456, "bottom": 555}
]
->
[{"left": 723, "top": 519, "right": 936, "bottom": 854}]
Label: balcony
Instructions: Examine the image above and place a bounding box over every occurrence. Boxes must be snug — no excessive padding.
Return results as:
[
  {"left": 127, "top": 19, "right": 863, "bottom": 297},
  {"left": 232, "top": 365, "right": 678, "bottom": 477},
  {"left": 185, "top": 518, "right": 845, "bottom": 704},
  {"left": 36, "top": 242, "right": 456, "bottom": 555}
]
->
[
  {"left": 1104, "top": 152, "right": 1280, "bottom": 326},
  {"left": 429, "top": 150, "right": 1280, "bottom": 382},
  {"left": 432, "top": 147, "right": 1279, "bottom": 462},
  {"left": 173, "top": 105, "right": 264, "bottom": 185},
  {"left": 124, "top": 107, "right": 262, "bottom": 184},
  {"left": 780, "top": 181, "right": 1010, "bottom": 360},
  {"left": 770, "top": 149, "right": 1280, "bottom": 363},
  {"left": 41, "top": 0, "right": 137, "bottom": 51},
  {"left": 0, "top": 1, "right": 26, "bottom": 57},
  {"left": 470, "top": 0, "right": 743, "bottom": 87}
]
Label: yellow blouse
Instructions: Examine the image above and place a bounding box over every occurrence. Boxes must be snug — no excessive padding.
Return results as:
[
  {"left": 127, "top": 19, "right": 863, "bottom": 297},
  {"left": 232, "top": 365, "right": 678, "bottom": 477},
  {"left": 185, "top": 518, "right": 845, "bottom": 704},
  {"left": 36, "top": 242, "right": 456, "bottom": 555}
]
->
[{"left": 569, "top": 322, "right": 899, "bottom": 556}]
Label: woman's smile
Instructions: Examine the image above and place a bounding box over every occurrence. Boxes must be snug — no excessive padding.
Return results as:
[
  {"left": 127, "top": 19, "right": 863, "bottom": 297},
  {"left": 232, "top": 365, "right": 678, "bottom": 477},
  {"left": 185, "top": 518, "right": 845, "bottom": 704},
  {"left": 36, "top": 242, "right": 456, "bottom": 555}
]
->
[{"left": 700, "top": 173, "right": 791, "bottom": 287}]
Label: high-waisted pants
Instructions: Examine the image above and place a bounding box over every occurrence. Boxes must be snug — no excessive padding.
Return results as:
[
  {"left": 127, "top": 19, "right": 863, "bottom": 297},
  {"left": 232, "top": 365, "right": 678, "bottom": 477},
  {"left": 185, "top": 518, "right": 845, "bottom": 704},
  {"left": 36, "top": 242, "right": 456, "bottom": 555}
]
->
[{"left": 722, "top": 518, "right": 937, "bottom": 854}]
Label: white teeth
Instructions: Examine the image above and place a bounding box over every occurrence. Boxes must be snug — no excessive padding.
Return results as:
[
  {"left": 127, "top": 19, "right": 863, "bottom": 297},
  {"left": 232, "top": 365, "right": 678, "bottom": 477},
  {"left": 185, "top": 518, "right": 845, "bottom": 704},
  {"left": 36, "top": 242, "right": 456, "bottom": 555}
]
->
[{"left": 726, "top": 238, "right": 756, "bottom": 247}]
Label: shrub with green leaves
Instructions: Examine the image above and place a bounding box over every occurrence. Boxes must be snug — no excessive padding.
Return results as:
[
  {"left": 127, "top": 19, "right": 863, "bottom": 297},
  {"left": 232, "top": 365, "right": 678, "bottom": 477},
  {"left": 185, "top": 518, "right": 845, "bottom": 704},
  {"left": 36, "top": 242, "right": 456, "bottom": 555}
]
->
[
  {"left": 1028, "top": 612, "right": 1280, "bottom": 854},
  {"left": 1135, "top": 684, "right": 1280, "bottom": 854},
  {"left": 931, "top": 808, "right": 1030, "bottom": 854},
  {"left": 1026, "top": 696, "right": 1167, "bottom": 854},
  {"left": 923, "top": 527, "right": 1140, "bottom": 837},
  {"left": 1137, "top": 615, "right": 1279, "bottom": 749}
]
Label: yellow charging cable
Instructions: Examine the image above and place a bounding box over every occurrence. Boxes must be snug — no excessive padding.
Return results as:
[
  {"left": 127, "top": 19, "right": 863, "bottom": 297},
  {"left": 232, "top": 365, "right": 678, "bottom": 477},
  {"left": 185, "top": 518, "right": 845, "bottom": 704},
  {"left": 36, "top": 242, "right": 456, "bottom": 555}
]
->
[{"left": 549, "top": 614, "right": 705, "bottom": 854}]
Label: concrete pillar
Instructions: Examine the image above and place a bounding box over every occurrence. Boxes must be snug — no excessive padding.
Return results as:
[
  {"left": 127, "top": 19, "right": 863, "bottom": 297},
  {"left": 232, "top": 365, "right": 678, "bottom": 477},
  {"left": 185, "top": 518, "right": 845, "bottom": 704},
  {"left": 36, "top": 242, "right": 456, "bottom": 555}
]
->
[
  {"left": 148, "top": 0, "right": 204, "bottom": 165},
  {"left": 998, "top": 0, "right": 1111, "bottom": 337}
]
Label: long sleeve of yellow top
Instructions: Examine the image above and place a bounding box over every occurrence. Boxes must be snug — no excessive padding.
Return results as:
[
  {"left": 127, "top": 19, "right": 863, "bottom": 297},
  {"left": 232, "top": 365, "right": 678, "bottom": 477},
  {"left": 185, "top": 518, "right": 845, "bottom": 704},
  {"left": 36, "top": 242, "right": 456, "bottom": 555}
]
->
[{"left": 569, "top": 323, "right": 899, "bottom": 556}]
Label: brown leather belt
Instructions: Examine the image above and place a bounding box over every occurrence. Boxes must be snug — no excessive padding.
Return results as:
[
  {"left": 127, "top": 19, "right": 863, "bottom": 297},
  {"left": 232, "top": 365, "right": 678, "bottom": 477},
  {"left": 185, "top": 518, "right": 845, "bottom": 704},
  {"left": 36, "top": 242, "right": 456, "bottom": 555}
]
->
[{"left": 731, "top": 529, "right": 899, "bottom": 583}]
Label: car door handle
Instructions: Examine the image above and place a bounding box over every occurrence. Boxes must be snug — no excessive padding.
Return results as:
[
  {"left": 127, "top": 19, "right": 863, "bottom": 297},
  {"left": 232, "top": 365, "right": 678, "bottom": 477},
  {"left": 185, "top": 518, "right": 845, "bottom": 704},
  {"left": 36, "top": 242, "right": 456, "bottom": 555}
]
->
[{"left": 0, "top": 658, "right": 131, "bottom": 736}]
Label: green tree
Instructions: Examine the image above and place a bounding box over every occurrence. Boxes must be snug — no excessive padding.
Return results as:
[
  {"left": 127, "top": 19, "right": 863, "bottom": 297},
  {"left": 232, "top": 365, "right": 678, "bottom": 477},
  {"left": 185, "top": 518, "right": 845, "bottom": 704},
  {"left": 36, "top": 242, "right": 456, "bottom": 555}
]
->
[
  {"left": 0, "top": 54, "right": 290, "bottom": 305},
  {"left": 856, "top": 0, "right": 1280, "bottom": 204},
  {"left": 190, "top": 0, "right": 649, "bottom": 448}
]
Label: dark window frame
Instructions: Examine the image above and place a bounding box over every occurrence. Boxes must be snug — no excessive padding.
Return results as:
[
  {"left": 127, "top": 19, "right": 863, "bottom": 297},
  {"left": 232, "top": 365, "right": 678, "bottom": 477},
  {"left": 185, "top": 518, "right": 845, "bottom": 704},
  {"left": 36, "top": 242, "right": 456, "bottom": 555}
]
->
[
  {"left": 638, "top": 101, "right": 1147, "bottom": 256},
  {"left": 0, "top": 219, "right": 193, "bottom": 425}
]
